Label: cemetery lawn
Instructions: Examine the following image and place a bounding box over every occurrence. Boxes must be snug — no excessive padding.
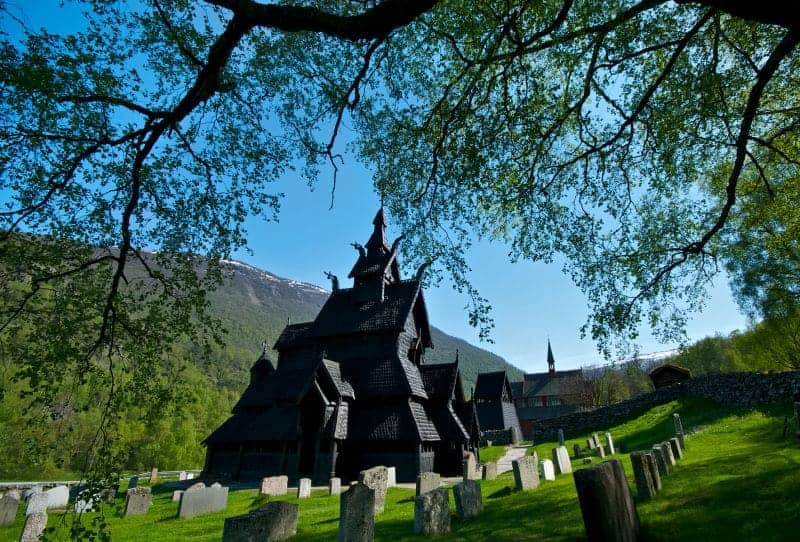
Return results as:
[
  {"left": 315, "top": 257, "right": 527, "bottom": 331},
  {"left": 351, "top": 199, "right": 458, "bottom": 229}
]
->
[
  {"left": 2, "top": 397, "right": 798, "bottom": 541},
  {"left": 477, "top": 444, "right": 508, "bottom": 464}
]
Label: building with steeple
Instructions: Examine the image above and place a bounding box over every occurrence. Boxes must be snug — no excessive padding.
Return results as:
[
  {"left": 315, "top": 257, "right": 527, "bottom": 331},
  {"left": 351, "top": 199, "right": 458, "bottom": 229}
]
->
[
  {"left": 510, "top": 340, "right": 590, "bottom": 438},
  {"left": 202, "top": 209, "right": 475, "bottom": 483}
]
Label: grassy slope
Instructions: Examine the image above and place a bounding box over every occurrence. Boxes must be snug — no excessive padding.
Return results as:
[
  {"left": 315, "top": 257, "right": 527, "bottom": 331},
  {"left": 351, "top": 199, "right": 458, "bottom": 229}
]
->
[{"left": 3, "top": 398, "right": 798, "bottom": 541}]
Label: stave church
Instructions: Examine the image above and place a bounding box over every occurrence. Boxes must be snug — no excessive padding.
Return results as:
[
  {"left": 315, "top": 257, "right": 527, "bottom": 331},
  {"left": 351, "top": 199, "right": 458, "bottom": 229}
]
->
[{"left": 203, "top": 209, "right": 478, "bottom": 483}]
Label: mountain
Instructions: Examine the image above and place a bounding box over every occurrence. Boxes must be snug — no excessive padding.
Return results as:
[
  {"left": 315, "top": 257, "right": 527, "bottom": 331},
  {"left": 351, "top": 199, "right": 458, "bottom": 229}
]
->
[{"left": 197, "top": 258, "right": 524, "bottom": 393}]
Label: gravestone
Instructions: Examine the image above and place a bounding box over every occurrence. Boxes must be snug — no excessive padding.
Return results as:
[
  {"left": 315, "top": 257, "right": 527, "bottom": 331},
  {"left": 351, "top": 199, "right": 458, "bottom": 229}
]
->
[
  {"left": 172, "top": 490, "right": 184, "bottom": 502},
  {"left": 463, "top": 451, "right": 479, "bottom": 480},
  {"left": 661, "top": 442, "right": 676, "bottom": 466},
  {"left": 482, "top": 461, "right": 497, "bottom": 480},
  {"left": 260, "top": 476, "right": 288, "bottom": 496},
  {"left": 339, "top": 483, "right": 374, "bottom": 542},
  {"left": 673, "top": 413, "right": 685, "bottom": 449},
  {"left": 597, "top": 444, "right": 606, "bottom": 459},
  {"left": 26, "top": 492, "right": 48, "bottom": 516},
  {"left": 211, "top": 482, "right": 222, "bottom": 488},
  {"left": 222, "top": 501, "right": 298, "bottom": 542},
  {"left": 630, "top": 452, "right": 657, "bottom": 499},
  {"left": 453, "top": 480, "right": 483, "bottom": 519},
  {"left": 20, "top": 512, "right": 47, "bottom": 542},
  {"left": 574, "top": 444, "right": 582, "bottom": 458},
  {"left": 605, "top": 432, "right": 616, "bottom": 455},
  {"left": 651, "top": 446, "right": 669, "bottom": 477},
  {"left": 23, "top": 487, "right": 41, "bottom": 500},
  {"left": 583, "top": 457, "right": 593, "bottom": 464},
  {"left": 187, "top": 473, "right": 195, "bottom": 480},
  {"left": 669, "top": 437, "right": 684, "bottom": 460},
  {"left": 593, "top": 433, "right": 601, "bottom": 448},
  {"left": 128, "top": 476, "right": 139, "bottom": 489},
  {"left": 297, "top": 478, "right": 312, "bottom": 499},
  {"left": 179, "top": 471, "right": 188, "bottom": 481},
  {"left": 586, "top": 437, "right": 596, "bottom": 450},
  {"left": 5, "top": 489, "right": 21, "bottom": 501},
  {"left": 0, "top": 494, "right": 20, "bottom": 527},
  {"left": 413, "top": 488, "right": 450, "bottom": 535},
  {"left": 540, "top": 459, "right": 556, "bottom": 481},
  {"left": 645, "top": 450, "right": 662, "bottom": 492},
  {"left": 149, "top": 468, "right": 158, "bottom": 484},
  {"left": 416, "top": 472, "right": 441, "bottom": 496},
  {"left": 330, "top": 477, "right": 342, "bottom": 496},
  {"left": 104, "top": 485, "right": 119, "bottom": 504},
  {"left": 387, "top": 467, "right": 397, "bottom": 488},
  {"left": 558, "top": 428, "right": 565, "bottom": 447},
  {"left": 187, "top": 482, "right": 206, "bottom": 491},
  {"left": 45, "top": 485, "right": 69, "bottom": 510},
  {"left": 74, "top": 488, "right": 103, "bottom": 513},
  {"left": 512, "top": 453, "right": 539, "bottom": 491},
  {"left": 124, "top": 487, "right": 152, "bottom": 517},
  {"left": 358, "top": 466, "right": 388, "bottom": 514},
  {"left": 178, "top": 485, "right": 228, "bottom": 519},
  {"left": 552, "top": 446, "right": 573, "bottom": 475},
  {"left": 573, "top": 459, "right": 640, "bottom": 542}
]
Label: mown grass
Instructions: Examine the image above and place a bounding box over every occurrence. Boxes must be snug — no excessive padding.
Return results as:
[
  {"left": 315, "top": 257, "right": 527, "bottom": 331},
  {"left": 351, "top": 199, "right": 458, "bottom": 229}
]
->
[
  {"left": 478, "top": 445, "right": 508, "bottom": 464},
  {"left": 2, "top": 397, "right": 798, "bottom": 541}
]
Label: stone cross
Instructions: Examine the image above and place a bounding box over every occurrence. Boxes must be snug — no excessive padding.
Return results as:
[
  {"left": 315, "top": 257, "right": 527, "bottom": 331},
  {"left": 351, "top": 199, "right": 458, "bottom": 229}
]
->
[
  {"left": 414, "top": 488, "right": 450, "bottom": 535},
  {"left": 552, "top": 446, "right": 572, "bottom": 474},
  {"left": 605, "top": 432, "right": 616, "bottom": 455},
  {"left": 223, "top": 501, "right": 298, "bottom": 542},
  {"left": 573, "top": 459, "right": 640, "bottom": 542},
  {"left": 416, "top": 472, "right": 441, "bottom": 496},
  {"left": 558, "top": 428, "right": 565, "bottom": 447},
  {"left": 453, "top": 480, "right": 483, "bottom": 519},
  {"left": 339, "top": 483, "right": 375, "bottom": 542},
  {"left": 512, "top": 453, "right": 540, "bottom": 491},
  {"left": 540, "top": 459, "right": 556, "bottom": 481},
  {"left": 358, "top": 466, "right": 389, "bottom": 514},
  {"left": 630, "top": 452, "right": 657, "bottom": 499},
  {"left": 297, "top": 478, "right": 312, "bottom": 499}
]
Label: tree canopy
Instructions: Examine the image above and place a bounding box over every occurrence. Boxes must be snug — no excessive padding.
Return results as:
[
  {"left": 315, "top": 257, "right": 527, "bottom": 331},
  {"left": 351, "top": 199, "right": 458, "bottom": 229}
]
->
[{"left": 1, "top": 0, "right": 798, "bottom": 438}]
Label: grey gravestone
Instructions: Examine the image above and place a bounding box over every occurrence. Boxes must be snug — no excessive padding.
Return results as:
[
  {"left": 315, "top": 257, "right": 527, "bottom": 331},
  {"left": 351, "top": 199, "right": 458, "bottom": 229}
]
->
[
  {"left": 669, "top": 437, "right": 684, "bottom": 460},
  {"left": 187, "top": 482, "right": 206, "bottom": 491},
  {"left": 260, "top": 476, "right": 288, "bottom": 496},
  {"left": 5, "top": 489, "right": 21, "bottom": 501},
  {"left": 20, "top": 512, "right": 47, "bottom": 542},
  {"left": 540, "top": 459, "right": 556, "bottom": 481},
  {"left": 358, "top": 466, "right": 388, "bottom": 514},
  {"left": 187, "top": 473, "right": 195, "bottom": 480},
  {"left": 125, "top": 487, "right": 152, "bottom": 517},
  {"left": 223, "top": 501, "right": 298, "bottom": 542},
  {"left": 23, "top": 487, "right": 41, "bottom": 500},
  {"left": 605, "top": 432, "right": 616, "bottom": 455},
  {"left": 26, "top": 492, "right": 48, "bottom": 516},
  {"left": 45, "top": 485, "right": 69, "bottom": 510},
  {"left": 558, "top": 428, "right": 565, "bottom": 447},
  {"left": 453, "top": 480, "right": 483, "bottom": 519},
  {"left": 673, "top": 413, "right": 686, "bottom": 449},
  {"left": 74, "top": 488, "right": 102, "bottom": 513},
  {"left": 414, "top": 488, "right": 450, "bottom": 535},
  {"left": 149, "top": 468, "right": 158, "bottom": 484},
  {"left": 646, "top": 451, "right": 662, "bottom": 492},
  {"left": 593, "top": 433, "right": 601, "bottom": 448},
  {"left": 462, "top": 451, "right": 479, "bottom": 480},
  {"left": 512, "top": 453, "right": 539, "bottom": 491},
  {"left": 416, "top": 472, "right": 441, "bottom": 496},
  {"left": 179, "top": 471, "right": 188, "bottom": 481},
  {"left": 128, "top": 476, "right": 139, "bottom": 489},
  {"left": 482, "top": 461, "right": 497, "bottom": 480},
  {"left": 339, "top": 483, "right": 374, "bottom": 542},
  {"left": 211, "top": 482, "right": 222, "bottom": 488},
  {"left": 178, "top": 485, "right": 228, "bottom": 519},
  {"left": 297, "top": 478, "right": 312, "bottom": 499},
  {"left": 586, "top": 437, "right": 596, "bottom": 450},
  {"left": 330, "top": 477, "right": 342, "bottom": 496},
  {"left": 652, "top": 446, "right": 669, "bottom": 477},
  {"left": 574, "top": 444, "right": 582, "bottom": 458},
  {"left": 0, "top": 494, "right": 20, "bottom": 526},
  {"left": 630, "top": 452, "right": 657, "bottom": 499},
  {"left": 574, "top": 459, "right": 640, "bottom": 542},
  {"left": 387, "top": 467, "right": 397, "bottom": 488},
  {"left": 172, "top": 490, "right": 184, "bottom": 502},
  {"left": 553, "top": 446, "right": 573, "bottom": 474},
  {"left": 661, "top": 442, "right": 676, "bottom": 466},
  {"left": 597, "top": 444, "right": 606, "bottom": 459}
]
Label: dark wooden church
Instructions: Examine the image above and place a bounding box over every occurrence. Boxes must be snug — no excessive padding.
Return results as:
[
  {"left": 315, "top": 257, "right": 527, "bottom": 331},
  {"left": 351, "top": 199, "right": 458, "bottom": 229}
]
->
[{"left": 203, "top": 209, "right": 476, "bottom": 483}]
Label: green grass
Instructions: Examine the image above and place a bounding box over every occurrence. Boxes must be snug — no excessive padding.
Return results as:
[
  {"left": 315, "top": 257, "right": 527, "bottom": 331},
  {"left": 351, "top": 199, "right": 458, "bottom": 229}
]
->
[
  {"left": 478, "top": 445, "right": 508, "bottom": 464},
  {"left": 3, "top": 397, "right": 798, "bottom": 541}
]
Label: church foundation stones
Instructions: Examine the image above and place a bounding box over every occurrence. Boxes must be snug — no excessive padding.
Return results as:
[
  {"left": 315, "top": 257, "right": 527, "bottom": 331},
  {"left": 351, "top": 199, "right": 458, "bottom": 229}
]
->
[{"left": 413, "top": 488, "right": 450, "bottom": 535}]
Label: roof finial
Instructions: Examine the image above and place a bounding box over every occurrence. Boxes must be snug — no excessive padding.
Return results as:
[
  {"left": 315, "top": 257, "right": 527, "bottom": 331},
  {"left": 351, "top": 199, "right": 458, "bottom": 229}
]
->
[
  {"left": 547, "top": 338, "right": 556, "bottom": 376},
  {"left": 455, "top": 348, "right": 459, "bottom": 363},
  {"left": 261, "top": 338, "right": 269, "bottom": 355},
  {"left": 351, "top": 242, "right": 366, "bottom": 258},
  {"left": 324, "top": 271, "right": 339, "bottom": 291}
]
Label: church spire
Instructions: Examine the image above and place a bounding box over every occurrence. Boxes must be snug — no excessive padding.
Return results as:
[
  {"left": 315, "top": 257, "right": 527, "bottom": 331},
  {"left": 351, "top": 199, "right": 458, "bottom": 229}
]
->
[
  {"left": 365, "top": 207, "right": 389, "bottom": 254},
  {"left": 547, "top": 339, "right": 556, "bottom": 377}
]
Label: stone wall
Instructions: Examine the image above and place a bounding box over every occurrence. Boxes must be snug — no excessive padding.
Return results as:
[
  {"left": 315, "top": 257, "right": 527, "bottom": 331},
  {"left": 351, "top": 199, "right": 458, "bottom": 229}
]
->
[
  {"left": 480, "top": 427, "right": 520, "bottom": 446},
  {"left": 531, "top": 370, "right": 800, "bottom": 442}
]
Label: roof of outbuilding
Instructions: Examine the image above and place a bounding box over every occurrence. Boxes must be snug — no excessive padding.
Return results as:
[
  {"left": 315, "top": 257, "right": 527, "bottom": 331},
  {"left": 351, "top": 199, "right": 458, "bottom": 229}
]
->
[
  {"left": 514, "top": 369, "right": 585, "bottom": 398},
  {"left": 649, "top": 363, "right": 691, "bottom": 377},
  {"left": 474, "top": 371, "right": 512, "bottom": 401}
]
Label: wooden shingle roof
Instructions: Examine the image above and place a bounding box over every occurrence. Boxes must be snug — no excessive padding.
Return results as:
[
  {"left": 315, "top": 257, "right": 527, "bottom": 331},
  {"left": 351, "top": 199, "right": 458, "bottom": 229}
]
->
[{"left": 474, "top": 370, "right": 513, "bottom": 401}]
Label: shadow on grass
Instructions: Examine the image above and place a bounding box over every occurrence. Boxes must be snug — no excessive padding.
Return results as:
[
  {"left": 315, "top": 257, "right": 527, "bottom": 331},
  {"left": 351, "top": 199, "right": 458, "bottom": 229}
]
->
[{"left": 486, "top": 486, "right": 513, "bottom": 499}]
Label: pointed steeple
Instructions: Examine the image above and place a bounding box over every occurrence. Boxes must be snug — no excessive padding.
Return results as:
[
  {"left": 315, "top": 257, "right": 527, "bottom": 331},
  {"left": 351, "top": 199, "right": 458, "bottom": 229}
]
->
[
  {"left": 365, "top": 207, "right": 389, "bottom": 254},
  {"left": 547, "top": 339, "right": 556, "bottom": 377}
]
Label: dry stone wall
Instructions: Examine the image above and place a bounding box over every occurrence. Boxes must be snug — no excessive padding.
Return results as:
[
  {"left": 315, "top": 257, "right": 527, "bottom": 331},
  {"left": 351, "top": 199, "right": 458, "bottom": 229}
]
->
[{"left": 532, "top": 371, "right": 800, "bottom": 441}]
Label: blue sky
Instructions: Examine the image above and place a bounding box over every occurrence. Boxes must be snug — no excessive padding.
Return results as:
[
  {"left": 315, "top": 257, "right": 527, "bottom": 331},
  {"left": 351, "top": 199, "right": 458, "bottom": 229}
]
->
[{"left": 2, "top": 2, "right": 750, "bottom": 373}]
